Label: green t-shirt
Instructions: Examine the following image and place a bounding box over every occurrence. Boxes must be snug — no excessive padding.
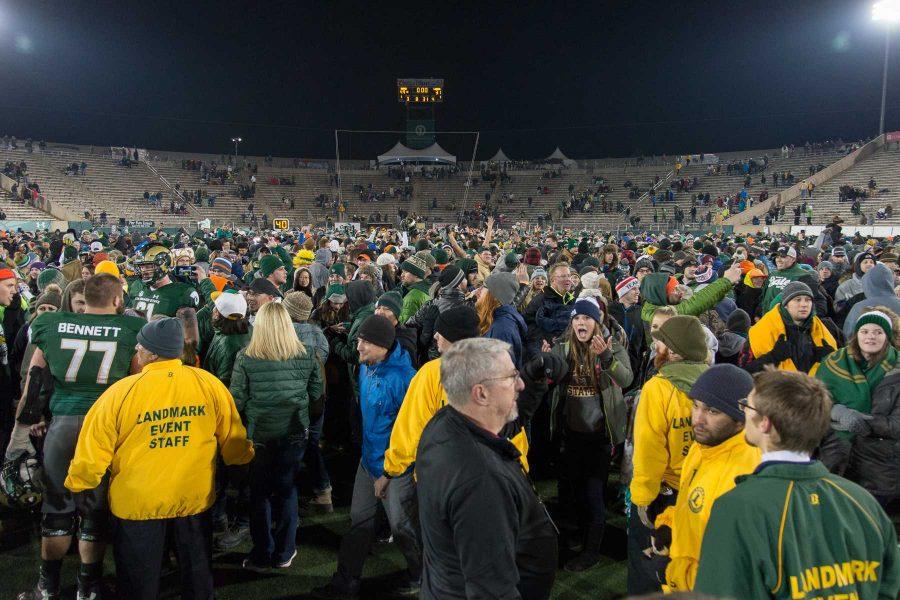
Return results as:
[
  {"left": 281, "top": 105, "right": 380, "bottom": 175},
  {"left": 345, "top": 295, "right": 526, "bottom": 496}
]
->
[
  {"left": 31, "top": 312, "right": 146, "bottom": 416},
  {"left": 128, "top": 280, "right": 199, "bottom": 318}
]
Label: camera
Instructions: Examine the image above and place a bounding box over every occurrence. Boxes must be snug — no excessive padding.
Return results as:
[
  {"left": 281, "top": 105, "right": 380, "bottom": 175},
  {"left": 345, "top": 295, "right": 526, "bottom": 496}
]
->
[{"left": 173, "top": 265, "right": 197, "bottom": 281}]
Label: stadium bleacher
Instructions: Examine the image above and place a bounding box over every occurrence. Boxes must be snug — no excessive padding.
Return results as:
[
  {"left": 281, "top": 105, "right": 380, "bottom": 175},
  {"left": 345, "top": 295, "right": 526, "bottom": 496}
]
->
[{"left": 1, "top": 137, "right": 897, "bottom": 231}]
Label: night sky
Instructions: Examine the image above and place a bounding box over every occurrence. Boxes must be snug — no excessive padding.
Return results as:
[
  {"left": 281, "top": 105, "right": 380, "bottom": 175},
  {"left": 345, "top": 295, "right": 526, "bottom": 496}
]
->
[{"left": 0, "top": 0, "right": 896, "bottom": 160}]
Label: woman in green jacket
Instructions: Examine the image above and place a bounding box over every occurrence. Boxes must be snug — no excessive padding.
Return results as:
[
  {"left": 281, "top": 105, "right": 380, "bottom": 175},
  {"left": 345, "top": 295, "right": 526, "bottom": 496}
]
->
[
  {"left": 230, "top": 302, "right": 324, "bottom": 571},
  {"left": 203, "top": 291, "right": 251, "bottom": 388},
  {"left": 550, "top": 297, "right": 633, "bottom": 573}
]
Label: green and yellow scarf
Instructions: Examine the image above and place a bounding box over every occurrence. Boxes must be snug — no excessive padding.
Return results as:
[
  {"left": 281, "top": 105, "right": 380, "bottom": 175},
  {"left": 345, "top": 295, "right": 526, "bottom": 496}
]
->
[{"left": 816, "top": 346, "right": 898, "bottom": 416}]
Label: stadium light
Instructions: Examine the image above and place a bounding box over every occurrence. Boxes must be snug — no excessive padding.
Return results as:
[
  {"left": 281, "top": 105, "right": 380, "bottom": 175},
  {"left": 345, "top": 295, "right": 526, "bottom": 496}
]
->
[
  {"left": 873, "top": 1, "right": 900, "bottom": 135},
  {"left": 230, "top": 137, "right": 242, "bottom": 163}
]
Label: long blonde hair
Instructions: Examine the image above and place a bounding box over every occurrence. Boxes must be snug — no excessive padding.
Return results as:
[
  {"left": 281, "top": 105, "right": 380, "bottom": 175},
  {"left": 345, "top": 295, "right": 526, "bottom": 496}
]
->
[
  {"left": 244, "top": 302, "right": 306, "bottom": 361},
  {"left": 475, "top": 289, "right": 502, "bottom": 334}
]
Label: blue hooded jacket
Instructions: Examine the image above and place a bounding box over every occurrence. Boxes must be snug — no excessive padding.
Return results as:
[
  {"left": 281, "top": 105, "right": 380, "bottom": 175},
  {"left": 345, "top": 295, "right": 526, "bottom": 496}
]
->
[
  {"left": 359, "top": 341, "right": 416, "bottom": 477},
  {"left": 486, "top": 304, "right": 528, "bottom": 368}
]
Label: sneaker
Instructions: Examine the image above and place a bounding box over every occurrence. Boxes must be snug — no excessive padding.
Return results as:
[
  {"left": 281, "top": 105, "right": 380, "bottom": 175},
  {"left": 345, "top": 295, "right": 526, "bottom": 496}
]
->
[
  {"left": 308, "top": 487, "right": 334, "bottom": 513},
  {"left": 389, "top": 579, "right": 421, "bottom": 597},
  {"left": 216, "top": 525, "right": 250, "bottom": 550},
  {"left": 274, "top": 549, "right": 297, "bottom": 569},
  {"left": 310, "top": 581, "right": 359, "bottom": 600},
  {"left": 213, "top": 516, "right": 229, "bottom": 535},
  {"left": 76, "top": 581, "right": 102, "bottom": 600},
  {"left": 17, "top": 586, "right": 61, "bottom": 600},
  {"left": 241, "top": 557, "right": 270, "bottom": 574}
]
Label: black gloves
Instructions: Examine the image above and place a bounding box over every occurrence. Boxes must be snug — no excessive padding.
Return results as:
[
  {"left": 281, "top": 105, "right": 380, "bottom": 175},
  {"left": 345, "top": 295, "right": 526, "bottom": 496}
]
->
[
  {"left": 768, "top": 334, "right": 792, "bottom": 363},
  {"left": 523, "top": 352, "right": 568, "bottom": 384},
  {"left": 816, "top": 343, "right": 836, "bottom": 361}
]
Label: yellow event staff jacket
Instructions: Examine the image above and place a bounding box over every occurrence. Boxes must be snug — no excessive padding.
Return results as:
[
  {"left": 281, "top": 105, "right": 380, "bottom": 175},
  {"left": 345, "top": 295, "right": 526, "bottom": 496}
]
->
[
  {"left": 629, "top": 363, "right": 707, "bottom": 507},
  {"left": 65, "top": 359, "right": 255, "bottom": 521},
  {"left": 382, "top": 358, "right": 529, "bottom": 477},
  {"left": 655, "top": 431, "right": 761, "bottom": 592}
]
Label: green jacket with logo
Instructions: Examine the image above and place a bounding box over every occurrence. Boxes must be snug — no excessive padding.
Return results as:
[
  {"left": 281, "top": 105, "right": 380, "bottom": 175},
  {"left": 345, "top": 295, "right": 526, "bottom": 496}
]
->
[
  {"left": 694, "top": 461, "right": 899, "bottom": 600},
  {"left": 760, "top": 264, "right": 810, "bottom": 314}
]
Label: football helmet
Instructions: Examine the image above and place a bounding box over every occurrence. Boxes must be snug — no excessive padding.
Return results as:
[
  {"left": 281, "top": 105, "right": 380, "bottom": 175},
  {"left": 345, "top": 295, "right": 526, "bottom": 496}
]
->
[
  {"left": 134, "top": 245, "right": 173, "bottom": 284},
  {"left": 0, "top": 454, "right": 43, "bottom": 510}
]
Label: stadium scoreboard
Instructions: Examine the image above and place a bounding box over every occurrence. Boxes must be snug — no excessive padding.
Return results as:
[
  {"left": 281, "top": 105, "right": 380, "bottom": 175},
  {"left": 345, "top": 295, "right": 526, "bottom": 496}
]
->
[{"left": 397, "top": 78, "right": 443, "bottom": 104}]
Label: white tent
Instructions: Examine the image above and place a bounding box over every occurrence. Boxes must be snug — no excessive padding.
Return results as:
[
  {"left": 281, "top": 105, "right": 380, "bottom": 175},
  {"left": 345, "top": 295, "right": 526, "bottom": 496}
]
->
[
  {"left": 488, "top": 148, "right": 512, "bottom": 163},
  {"left": 377, "top": 141, "right": 456, "bottom": 165},
  {"left": 546, "top": 147, "right": 576, "bottom": 166}
]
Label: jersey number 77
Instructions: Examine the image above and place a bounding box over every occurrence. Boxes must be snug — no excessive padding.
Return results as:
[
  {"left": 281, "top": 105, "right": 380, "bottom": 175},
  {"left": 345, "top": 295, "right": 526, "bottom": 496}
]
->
[{"left": 60, "top": 339, "right": 118, "bottom": 385}]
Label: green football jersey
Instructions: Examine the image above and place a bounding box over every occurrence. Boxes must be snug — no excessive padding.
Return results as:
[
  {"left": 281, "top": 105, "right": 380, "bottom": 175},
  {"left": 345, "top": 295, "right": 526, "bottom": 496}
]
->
[
  {"left": 128, "top": 280, "right": 199, "bottom": 318},
  {"left": 30, "top": 312, "right": 146, "bottom": 416}
]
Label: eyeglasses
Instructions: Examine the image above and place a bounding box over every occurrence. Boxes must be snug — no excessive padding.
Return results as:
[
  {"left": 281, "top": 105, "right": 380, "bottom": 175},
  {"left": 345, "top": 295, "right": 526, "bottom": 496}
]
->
[
  {"left": 737, "top": 399, "right": 759, "bottom": 414},
  {"left": 478, "top": 370, "right": 520, "bottom": 385}
]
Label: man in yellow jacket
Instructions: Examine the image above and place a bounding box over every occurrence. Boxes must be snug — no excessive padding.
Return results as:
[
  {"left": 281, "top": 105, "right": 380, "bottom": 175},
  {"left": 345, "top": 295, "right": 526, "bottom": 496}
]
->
[
  {"left": 744, "top": 281, "right": 836, "bottom": 375},
  {"left": 651, "top": 364, "right": 761, "bottom": 592},
  {"left": 65, "top": 317, "right": 254, "bottom": 600},
  {"left": 628, "top": 315, "right": 709, "bottom": 595}
]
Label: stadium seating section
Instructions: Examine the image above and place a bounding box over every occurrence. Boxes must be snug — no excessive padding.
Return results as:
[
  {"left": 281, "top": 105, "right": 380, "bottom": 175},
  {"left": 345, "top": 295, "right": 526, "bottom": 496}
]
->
[{"left": 1, "top": 141, "right": 899, "bottom": 230}]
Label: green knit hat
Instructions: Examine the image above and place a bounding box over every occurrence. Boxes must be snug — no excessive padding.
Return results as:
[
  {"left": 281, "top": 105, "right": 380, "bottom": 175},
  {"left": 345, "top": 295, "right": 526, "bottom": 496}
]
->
[
  {"left": 258, "top": 254, "right": 283, "bottom": 277},
  {"left": 431, "top": 248, "right": 450, "bottom": 266},
  {"left": 415, "top": 250, "right": 437, "bottom": 271},
  {"left": 376, "top": 291, "right": 403, "bottom": 320},
  {"left": 650, "top": 315, "right": 708, "bottom": 362},
  {"left": 401, "top": 255, "right": 429, "bottom": 279},
  {"left": 329, "top": 263, "right": 346, "bottom": 278},
  {"left": 456, "top": 258, "right": 477, "bottom": 275},
  {"left": 194, "top": 246, "right": 210, "bottom": 263},
  {"left": 63, "top": 245, "right": 78, "bottom": 262},
  {"left": 855, "top": 310, "right": 893, "bottom": 337},
  {"left": 324, "top": 283, "right": 346, "bottom": 302},
  {"left": 37, "top": 268, "right": 66, "bottom": 292}
]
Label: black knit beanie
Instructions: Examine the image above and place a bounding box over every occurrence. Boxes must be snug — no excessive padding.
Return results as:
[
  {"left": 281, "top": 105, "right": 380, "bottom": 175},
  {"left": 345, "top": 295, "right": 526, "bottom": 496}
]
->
[{"left": 357, "top": 314, "right": 396, "bottom": 350}]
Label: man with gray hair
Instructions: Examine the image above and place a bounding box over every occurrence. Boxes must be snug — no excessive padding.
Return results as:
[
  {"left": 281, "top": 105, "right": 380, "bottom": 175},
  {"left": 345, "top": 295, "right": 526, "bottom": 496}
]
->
[{"left": 416, "top": 338, "right": 559, "bottom": 600}]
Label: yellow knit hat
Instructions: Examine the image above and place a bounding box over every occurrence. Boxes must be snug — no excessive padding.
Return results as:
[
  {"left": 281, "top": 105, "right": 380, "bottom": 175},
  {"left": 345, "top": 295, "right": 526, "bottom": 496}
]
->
[{"left": 94, "top": 260, "right": 120, "bottom": 278}]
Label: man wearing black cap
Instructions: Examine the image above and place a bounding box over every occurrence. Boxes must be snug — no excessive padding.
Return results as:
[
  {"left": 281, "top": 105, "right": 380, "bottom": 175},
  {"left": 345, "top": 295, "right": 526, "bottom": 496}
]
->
[
  {"left": 65, "top": 317, "right": 254, "bottom": 600},
  {"left": 313, "top": 315, "right": 419, "bottom": 599},
  {"left": 406, "top": 264, "right": 470, "bottom": 363},
  {"left": 246, "top": 277, "right": 281, "bottom": 324},
  {"left": 648, "top": 364, "right": 761, "bottom": 592},
  {"left": 375, "top": 290, "right": 418, "bottom": 367}
]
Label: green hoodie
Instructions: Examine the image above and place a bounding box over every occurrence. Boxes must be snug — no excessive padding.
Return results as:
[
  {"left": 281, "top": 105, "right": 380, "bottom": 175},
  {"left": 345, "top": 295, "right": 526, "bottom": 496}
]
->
[
  {"left": 760, "top": 263, "right": 810, "bottom": 313},
  {"left": 640, "top": 275, "right": 734, "bottom": 324}
]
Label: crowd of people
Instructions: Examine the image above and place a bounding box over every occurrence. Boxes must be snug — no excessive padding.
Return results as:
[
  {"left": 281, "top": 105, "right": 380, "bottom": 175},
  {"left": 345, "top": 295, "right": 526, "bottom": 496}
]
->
[{"left": 0, "top": 204, "right": 899, "bottom": 600}]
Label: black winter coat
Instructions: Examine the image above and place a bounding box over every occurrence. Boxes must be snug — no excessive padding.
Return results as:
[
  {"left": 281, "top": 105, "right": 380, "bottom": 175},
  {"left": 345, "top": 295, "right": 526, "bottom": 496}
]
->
[{"left": 417, "top": 406, "right": 557, "bottom": 600}]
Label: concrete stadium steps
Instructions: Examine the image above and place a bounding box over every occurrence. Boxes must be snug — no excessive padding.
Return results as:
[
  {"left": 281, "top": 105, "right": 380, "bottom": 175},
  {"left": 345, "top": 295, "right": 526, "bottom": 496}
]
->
[
  {"left": 493, "top": 167, "right": 667, "bottom": 230},
  {"left": 0, "top": 148, "right": 194, "bottom": 227},
  {"left": 623, "top": 150, "right": 847, "bottom": 229},
  {"left": 776, "top": 147, "right": 900, "bottom": 226},
  {"left": 0, "top": 191, "right": 54, "bottom": 220},
  {"left": 148, "top": 160, "right": 253, "bottom": 227}
]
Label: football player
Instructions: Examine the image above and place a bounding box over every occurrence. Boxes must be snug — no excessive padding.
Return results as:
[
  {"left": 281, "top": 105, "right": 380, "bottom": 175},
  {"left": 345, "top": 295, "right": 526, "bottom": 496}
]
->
[
  {"left": 128, "top": 245, "right": 199, "bottom": 318},
  {"left": 6, "top": 274, "right": 146, "bottom": 600}
]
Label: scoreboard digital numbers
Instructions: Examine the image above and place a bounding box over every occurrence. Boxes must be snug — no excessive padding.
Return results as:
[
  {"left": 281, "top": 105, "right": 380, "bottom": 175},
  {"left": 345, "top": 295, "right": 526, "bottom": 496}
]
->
[{"left": 397, "top": 78, "right": 444, "bottom": 104}]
